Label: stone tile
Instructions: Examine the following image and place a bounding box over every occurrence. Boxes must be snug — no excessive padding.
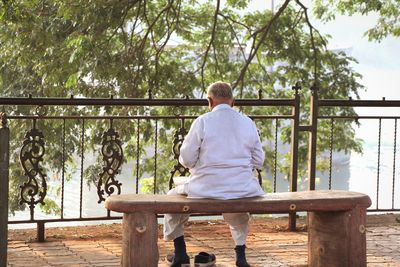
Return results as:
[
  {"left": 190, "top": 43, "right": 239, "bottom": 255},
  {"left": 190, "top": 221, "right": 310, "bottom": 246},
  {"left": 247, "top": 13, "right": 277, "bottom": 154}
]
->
[{"left": 6, "top": 218, "right": 400, "bottom": 266}]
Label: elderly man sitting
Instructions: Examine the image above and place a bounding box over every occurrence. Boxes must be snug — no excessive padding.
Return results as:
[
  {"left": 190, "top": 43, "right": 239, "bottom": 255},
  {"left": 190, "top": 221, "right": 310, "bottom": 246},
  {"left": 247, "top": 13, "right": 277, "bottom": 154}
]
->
[{"left": 164, "top": 81, "right": 265, "bottom": 267}]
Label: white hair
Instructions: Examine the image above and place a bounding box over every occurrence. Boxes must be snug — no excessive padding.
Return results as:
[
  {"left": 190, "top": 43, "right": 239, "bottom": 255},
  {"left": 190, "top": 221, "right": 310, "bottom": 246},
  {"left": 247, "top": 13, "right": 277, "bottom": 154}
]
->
[{"left": 207, "top": 81, "right": 233, "bottom": 99}]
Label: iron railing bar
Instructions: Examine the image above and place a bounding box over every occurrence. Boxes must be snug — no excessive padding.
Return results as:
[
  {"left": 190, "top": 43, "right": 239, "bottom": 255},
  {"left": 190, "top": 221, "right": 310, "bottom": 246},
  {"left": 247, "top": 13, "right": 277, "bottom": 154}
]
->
[
  {"left": 328, "top": 118, "right": 334, "bottom": 190},
  {"left": 61, "top": 119, "right": 66, "bottom": 219},
  {"left": 79, "top": 119, "right": 85, "bottom": 218},
  {"left": 7, "top": 204, "right": 400, "bottom": 225},
  {"left": 317, "top": 116, "right": 400, "bottom": 120},
  {"left": 135, "top": 119, "right": 140, "bottom": 194},
  {"left": 0, "top": 97, "right": 296, "bottom": 106},
  {"left": 318, "top": 116, "right": 400, "bottom": 119},
  {"left": 392, "top": 118, "right": 397, "bottom": 209},
  {"left": 376, "top": 118, "right": 382, "bottom": 210},
  {"left": 320, "top": 99, "right": 400, "bottom": 107},
  {"left": 7, "top": 212, "right": 259, "bottom": 224},
  {"left": 367, "top": 208, "right": 400, "bottom": 212},
  {"left": 8, "top": 217, "right": 124, "bottom": 224},
  {"left": 273, "top": 118, "right": 278, "bottom": 193},
  {"left": 6, "top": 115, "right": 294, "bottom": 120},
  {"left": 153, "top": 120, "right": 158, "bottom": 194}
]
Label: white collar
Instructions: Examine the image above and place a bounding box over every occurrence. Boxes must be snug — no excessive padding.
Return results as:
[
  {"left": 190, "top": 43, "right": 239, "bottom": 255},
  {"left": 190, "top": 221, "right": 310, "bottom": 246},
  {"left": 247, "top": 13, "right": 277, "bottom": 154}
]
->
[{"left": 212, "top": 104, "right": 232, "bottom": 112}]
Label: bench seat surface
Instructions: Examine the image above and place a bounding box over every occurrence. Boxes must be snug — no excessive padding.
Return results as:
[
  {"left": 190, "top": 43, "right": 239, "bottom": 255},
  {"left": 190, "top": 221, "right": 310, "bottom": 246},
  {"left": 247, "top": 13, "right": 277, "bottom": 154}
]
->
[{"left": 105, "top": 190, "right": 371, "bottom": 214}]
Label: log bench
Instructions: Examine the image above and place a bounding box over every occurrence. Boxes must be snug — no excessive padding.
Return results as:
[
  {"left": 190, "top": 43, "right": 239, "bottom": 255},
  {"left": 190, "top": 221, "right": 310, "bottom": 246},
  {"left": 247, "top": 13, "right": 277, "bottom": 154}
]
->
[{"left": 105, "top": 190, "right": 371, "bottom": 267}]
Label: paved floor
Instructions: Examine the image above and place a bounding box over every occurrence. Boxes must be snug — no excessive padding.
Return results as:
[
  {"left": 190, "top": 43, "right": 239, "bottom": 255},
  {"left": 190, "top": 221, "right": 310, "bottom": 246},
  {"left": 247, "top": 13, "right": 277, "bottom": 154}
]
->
[{"left": 6, "top": 216, "right": 400, "bottom": 267}]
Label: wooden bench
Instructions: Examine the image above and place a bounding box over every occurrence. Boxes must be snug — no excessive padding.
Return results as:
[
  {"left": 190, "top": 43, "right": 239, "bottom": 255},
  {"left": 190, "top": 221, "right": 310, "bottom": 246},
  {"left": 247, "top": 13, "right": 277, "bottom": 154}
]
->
[{"left": 105, "top": 190, "right": 371, "bottom": 267}]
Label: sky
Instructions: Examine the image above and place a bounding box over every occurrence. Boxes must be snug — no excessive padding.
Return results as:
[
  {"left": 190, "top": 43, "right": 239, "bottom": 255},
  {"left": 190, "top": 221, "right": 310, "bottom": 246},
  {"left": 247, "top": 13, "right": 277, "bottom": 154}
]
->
[
  {"left": 245, "top": 1, "right": 400, "bottom": 94},
  {"left": 245, "top": 0, "right": 400, "bottom": 118}
]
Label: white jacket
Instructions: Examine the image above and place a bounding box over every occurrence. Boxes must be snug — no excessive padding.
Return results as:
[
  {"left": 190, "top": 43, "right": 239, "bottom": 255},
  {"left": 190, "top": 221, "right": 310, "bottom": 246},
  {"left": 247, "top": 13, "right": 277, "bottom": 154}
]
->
[{"left": 179, "top": 104, "right": 265, "bottom": 199}]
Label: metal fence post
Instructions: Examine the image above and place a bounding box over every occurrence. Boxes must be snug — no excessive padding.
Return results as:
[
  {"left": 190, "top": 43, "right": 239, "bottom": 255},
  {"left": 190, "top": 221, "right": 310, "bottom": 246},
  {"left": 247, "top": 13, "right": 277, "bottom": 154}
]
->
[
  {"left": 289, "top": 84, "right": 301, "bottom": 231},
  {"left": 0, "top": 113, "right": 10, "bottom": 267},
  {"left": 308, "top": 84, "right": 318, "bottom": 190}
]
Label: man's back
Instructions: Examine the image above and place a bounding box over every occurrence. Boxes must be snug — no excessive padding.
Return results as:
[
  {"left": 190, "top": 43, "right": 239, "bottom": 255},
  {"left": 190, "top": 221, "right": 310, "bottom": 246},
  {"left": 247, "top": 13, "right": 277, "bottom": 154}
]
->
[
  {"left": 179, "top": 104, "right": 265, "bottom": 200},
  {"left": 165, "top": 82, "right": 261, "bottom": 267}
]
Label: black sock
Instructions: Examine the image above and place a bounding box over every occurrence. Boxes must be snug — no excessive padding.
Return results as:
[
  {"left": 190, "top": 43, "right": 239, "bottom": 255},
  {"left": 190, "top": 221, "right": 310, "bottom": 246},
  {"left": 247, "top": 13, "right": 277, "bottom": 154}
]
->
[
  {"left": 173, "top": 235, "right": 187, "bottom": 259},
  {"left": 235, "top": 245, "right": 249, "bottom": 266}
]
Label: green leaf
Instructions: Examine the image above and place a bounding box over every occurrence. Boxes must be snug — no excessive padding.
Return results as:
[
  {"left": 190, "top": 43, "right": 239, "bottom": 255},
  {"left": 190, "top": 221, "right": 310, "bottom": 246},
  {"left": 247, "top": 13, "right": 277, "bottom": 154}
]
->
[{"left": 66, "top": 72, "right": 80, "bottom": 88}]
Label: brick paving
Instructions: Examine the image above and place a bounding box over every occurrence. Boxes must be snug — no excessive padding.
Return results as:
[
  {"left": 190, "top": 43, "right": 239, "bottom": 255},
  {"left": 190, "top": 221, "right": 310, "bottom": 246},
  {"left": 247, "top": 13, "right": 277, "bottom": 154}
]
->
[{"left": 6, "top": 216, "right": 400, "bottom": 267}]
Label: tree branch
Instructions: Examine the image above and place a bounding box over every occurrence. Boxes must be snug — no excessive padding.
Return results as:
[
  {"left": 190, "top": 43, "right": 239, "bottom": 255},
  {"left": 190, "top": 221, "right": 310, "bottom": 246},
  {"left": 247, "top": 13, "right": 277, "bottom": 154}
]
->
[
  {"left": 218, "top": 12, "right": 248, "bottom": 61},
  {"left": 232, "top": 0, "right": 291, "bottom": 90},
  {"left": 200, "top": 0, "right": 221, "bottom": 95},
  {"left": 295, "top": 0, "right": 326, "bottom": 82}
]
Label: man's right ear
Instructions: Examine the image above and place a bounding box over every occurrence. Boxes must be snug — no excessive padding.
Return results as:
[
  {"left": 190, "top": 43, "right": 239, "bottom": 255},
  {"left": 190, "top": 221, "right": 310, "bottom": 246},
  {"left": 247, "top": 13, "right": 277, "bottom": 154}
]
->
[{"left": 207, "top": 97, "right": 213, "bottom": 110}]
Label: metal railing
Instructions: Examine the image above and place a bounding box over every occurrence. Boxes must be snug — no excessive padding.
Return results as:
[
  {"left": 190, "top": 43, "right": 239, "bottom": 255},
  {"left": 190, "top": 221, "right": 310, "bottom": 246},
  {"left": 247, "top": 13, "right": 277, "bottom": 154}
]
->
[
  {"left": 0, "top": 89, "right": 301, "bottom": 245},
  {"left": 317, "top": 96, "right": 400, "bottom": 212},
  {"left": 1, "top": 87, "right": 400, "bottom": 251}
]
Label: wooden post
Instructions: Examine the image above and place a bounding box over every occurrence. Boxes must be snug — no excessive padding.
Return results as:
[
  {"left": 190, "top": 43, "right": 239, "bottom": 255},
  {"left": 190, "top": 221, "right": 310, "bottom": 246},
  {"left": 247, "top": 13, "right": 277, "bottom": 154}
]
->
[
  {"left": 0, "top": 114, "right": 10, "bottom": 267},
  {"left": 308, "top": 206, "right": 367, "bottom": 267},
  {"left": 37, "top": 222, "right": 45, "bottom": 242},
  {"left": 122, "top": 212, "right": 159, "bottom": 267}
]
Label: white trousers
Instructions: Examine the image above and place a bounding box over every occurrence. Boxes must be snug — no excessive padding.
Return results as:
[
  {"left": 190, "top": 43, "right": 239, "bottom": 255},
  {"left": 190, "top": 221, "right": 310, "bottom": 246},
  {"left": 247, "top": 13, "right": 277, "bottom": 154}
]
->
[{"left": 163, "top": 184, "right": 250, "bottom": 246}]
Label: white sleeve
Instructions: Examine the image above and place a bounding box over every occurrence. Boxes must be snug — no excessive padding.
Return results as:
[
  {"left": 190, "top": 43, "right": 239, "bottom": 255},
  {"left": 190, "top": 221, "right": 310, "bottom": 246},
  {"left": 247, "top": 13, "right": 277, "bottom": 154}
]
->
[
  {"left": 251, "top": 122, "right": 265, "bottom": 169},
  {"left": 179, "top": 118, "right": 204, "bottom": 169}
]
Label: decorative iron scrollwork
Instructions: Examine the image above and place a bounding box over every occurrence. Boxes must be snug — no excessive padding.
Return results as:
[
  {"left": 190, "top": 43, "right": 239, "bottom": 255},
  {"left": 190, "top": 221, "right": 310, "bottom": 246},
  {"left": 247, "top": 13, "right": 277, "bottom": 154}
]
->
[
  {"left": 19, "top": 120, "right": 47, "bottom": 220},
  {"left": 0, "top": 112, "right": 7, "bottom": 128},
  {"left": 169, "top": 119, "right": 189, "bottom": 189},
  {"left": 97, "top": 126, "right": 123, "bottom": 203}
]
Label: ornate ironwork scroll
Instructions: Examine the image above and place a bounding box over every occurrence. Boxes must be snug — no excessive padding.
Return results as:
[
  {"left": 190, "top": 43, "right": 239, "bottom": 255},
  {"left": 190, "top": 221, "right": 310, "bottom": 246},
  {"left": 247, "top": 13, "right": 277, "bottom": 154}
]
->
[
  {"left": 0, "top": 112, "right": 7, "bottom": 128},
  {"left": 19, "top": 120, "right": 47, "bottom": 220},
  {"left": 97, "top": 126, "right": 123, "bottom": 203},
  {"left": 169, "top": 119, "right": 189, "bottom": 189}
]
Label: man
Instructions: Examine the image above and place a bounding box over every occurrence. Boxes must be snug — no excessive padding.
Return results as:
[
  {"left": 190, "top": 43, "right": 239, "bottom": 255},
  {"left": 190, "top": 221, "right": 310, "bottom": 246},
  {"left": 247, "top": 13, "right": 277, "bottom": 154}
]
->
[{"left": 164, "top": 81, "right": 265, "bottom": 267}]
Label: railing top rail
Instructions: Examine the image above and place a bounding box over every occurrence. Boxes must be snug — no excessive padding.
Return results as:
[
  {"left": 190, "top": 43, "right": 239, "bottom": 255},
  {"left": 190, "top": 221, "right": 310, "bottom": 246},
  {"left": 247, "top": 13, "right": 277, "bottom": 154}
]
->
[
  {"left": 319, "top": 115, "right": 400, "bottom": 119},
  {"left": 0, "top": 97, "right": 295, "bottom": 107},
  {"left": 319, "top": 99, "right": 400, "bottom": 107},
  {"left": 6, "top": 115, "right": 294, "bottom": 120}
]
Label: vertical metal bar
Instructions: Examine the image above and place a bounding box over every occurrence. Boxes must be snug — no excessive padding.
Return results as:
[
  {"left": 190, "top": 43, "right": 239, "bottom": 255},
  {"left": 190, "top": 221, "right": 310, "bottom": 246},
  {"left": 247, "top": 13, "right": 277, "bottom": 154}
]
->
[
  {"left": 328, "top": 118, "right": 334, "bottom": 190},
  {"left": 61, "top": 119, "right": 66, "bottom": 219},
  {"left": 392, "top": 119, "right": 397, "bottom": 209},
  {"left": 136, "top": 119, "right": 140, "bottom": 194},
  {"left": 376, "top": 118, "right": 382, "bottom": 210},
  {"left": 153, "top": 120, "right": 158, "bottom": 194},
  {"left": 290, "top": 88, "right": 300, "bottom": 193},
  {"left": 289, "top": 85, "right": 301, "bottom": 231},
  {"left": 308, "top": 85, "right": 318, "bottom": 191},
  {"left": 273, "top": 118, "right": 278, "bottom": 193},
  {"left": 0, "top": 114, "right": 10, "bottom": 267},
  {"left": 80, "top": 119, "right": 85, "bottom": 218}
]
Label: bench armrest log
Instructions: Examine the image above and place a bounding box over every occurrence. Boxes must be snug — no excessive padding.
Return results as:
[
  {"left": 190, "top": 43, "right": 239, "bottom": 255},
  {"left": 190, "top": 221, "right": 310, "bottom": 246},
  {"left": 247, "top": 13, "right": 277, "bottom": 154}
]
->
[{"left": 104, "top": 190, "right": 371, "bottom": 267}]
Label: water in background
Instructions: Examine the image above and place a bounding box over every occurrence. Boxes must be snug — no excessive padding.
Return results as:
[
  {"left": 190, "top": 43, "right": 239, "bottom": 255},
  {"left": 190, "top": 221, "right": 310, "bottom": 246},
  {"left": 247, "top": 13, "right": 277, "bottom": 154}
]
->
[{"left": 8, "top": 119, "right": 400, "bottom": 227}]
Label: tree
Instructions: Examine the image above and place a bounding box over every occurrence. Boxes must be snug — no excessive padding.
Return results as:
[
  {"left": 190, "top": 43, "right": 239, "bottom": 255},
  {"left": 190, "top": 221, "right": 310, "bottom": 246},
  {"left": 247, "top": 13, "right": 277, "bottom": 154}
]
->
[
  {"left": 313, "top": 0, "right": 400, "bottom": 41},
  {"left": 0, "top": 0, "right": 363, "bottom": 214}
]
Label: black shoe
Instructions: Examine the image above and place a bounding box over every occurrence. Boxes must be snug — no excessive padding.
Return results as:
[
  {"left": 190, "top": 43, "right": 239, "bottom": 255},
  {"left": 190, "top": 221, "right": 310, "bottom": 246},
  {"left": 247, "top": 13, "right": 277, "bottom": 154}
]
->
[
  {"left": 236, "top": 259, "right": 250, "bottom": 267},
  {"left": 235, "top": 245, "right": 250, "bottom": 267},
  {"left": 194, "top": 252, "right": 216, "bottom": 267},
  {"left": 166, "top": 253, "right": 191, "bottom": 267}
]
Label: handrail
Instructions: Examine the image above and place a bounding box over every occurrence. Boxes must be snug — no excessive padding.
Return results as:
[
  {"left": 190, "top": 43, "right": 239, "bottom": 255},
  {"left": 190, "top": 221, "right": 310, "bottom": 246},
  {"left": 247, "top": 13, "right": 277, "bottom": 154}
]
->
[
  {"left": 319, "top": 99, "right": 400, "bottom": 107},
  {"left": 0, "top": 97, "right": 295, "bottom": 107}
]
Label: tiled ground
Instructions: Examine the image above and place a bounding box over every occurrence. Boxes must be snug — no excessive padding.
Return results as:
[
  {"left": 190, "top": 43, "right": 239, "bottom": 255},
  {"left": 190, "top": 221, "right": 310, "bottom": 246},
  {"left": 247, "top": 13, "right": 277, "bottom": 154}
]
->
[{"left": 6, "top": 216, "right": 400, "bottom": 266}]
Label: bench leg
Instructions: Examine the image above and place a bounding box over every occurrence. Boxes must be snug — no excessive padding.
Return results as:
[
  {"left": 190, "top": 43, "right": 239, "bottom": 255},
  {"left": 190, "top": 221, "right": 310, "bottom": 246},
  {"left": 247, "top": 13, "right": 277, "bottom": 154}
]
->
[
  {"left": 122, "top": 212, "right": 159, "bottom": 267},
  {"left": 308, "top": 206, "right": 367, "bottom": 267}
]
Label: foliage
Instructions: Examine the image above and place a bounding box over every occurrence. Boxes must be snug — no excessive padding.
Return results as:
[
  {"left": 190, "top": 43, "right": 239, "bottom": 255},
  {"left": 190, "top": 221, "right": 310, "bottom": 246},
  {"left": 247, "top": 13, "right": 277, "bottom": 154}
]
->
[
  {"left": 0, "top": 0, "right": 364, "bottom": 214},
  {"left": 313, "top": 0, "right": 400, "bottom": 41}
]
